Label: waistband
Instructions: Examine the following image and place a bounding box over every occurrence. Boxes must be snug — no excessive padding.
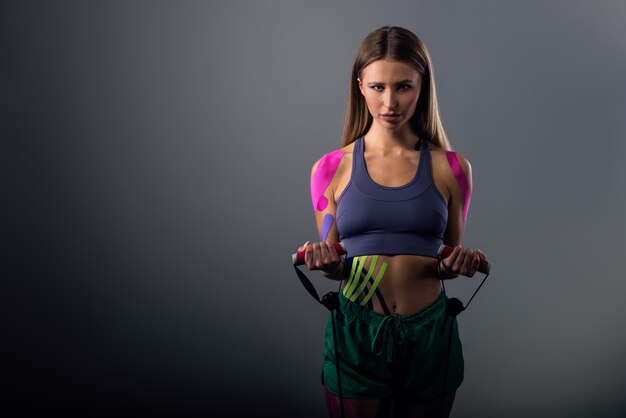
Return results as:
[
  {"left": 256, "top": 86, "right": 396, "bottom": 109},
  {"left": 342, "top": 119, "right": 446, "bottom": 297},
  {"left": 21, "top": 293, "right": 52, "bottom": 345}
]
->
[{"left": 338, "top": 289, "right": 446, "bottom": 327}]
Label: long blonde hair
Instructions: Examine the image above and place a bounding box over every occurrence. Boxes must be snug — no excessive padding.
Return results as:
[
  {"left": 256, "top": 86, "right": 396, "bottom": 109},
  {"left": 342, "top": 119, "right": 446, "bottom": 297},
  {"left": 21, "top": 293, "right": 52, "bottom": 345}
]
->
[{"left": 341, "top": 26, "right": 453, "bottom": 151}]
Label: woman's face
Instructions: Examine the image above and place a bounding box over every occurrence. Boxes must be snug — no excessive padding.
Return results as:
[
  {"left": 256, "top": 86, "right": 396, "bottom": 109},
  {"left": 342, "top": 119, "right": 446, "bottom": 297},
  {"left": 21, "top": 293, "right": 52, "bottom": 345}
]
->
[{"left": 358, "top": 59, "right": 422, "bottom": 130}]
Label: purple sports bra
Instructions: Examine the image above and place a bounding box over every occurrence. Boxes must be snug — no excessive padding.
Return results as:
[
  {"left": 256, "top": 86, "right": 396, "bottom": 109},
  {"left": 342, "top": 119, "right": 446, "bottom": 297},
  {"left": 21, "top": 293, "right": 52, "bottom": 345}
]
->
[{"left": 336, "top": 135, "right": 448, "bottom": 258}]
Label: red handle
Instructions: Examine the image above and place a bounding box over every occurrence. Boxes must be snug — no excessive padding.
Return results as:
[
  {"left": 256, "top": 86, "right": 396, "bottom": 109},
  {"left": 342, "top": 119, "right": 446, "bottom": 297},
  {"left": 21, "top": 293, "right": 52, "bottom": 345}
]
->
[
  {"left": 437, "top": 244, "right": 491, "bottom": 274},
  {"left": 292, "top": 241, "right": 347, "bottom": 265}
]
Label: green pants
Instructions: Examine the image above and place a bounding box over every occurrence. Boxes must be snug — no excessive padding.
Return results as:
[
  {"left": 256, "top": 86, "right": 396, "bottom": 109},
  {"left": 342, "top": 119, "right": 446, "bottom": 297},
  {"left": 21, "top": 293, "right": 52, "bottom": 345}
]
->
[{"left": 321, "top": 291, "right": 464, "bottom": 402}]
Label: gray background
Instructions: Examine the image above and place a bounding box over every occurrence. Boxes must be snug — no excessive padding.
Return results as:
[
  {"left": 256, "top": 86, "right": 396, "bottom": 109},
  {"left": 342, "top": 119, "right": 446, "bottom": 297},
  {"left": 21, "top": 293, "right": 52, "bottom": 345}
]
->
[{"left": 2, "top": 1, "right": 626, "bottom": 417}]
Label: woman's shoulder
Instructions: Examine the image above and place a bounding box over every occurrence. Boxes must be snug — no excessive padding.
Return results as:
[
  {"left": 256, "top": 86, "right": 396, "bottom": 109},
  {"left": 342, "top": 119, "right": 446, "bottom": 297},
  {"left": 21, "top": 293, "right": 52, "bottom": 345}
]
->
[
  {"left": 430, "top": 143, "right": 472, "bottom": 178},
  {"left": 309, "top": 143, "right": 355, "bottom": 210},
  {"left": 310, "top": 142, "right": 355, "bottom": 175}
]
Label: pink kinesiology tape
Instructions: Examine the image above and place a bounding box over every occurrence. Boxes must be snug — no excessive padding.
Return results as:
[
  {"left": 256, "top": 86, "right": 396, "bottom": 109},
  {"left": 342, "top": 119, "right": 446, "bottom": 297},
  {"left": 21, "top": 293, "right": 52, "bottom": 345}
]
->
[
  {"left": 310, "top": 149, "right": 344, "bottom": 212},
  {"left": 445, "top": 151, "right": 471, "bottom": 222},
  {"left": 325, "top": 387, "right": 357, "bottom": 417}
]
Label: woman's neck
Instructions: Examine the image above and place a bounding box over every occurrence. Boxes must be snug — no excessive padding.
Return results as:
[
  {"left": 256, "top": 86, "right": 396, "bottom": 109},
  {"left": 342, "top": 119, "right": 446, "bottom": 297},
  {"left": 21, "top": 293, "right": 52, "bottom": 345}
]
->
[{"left": 364, "top": 122, "right": 419, "bottom": 152}]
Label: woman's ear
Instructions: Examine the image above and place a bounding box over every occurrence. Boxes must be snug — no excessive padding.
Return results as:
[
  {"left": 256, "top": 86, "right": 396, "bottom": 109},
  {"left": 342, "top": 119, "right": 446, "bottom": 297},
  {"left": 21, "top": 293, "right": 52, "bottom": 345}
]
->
[{"left": 357, "top": 78, "right": 364, "bottom": 95}]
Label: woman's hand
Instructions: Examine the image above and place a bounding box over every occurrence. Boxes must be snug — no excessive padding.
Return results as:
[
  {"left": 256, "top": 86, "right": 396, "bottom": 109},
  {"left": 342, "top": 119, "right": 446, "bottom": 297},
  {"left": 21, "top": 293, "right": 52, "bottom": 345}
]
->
[
  {"left": 439, "top": 246, "right": 487, "bottom": 278},
  {"left": 297, "top": 241, "right": 344, "bottom": 277}
]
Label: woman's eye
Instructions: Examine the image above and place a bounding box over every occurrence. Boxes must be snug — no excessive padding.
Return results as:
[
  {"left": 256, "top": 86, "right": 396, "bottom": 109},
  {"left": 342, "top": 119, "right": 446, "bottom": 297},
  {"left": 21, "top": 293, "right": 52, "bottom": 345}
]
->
[
  {"left": 398, "top": 84, "right": 411, "bottom": 91},
  {"left": 371, "top": 85, "right": 384, "bottom": 91}
]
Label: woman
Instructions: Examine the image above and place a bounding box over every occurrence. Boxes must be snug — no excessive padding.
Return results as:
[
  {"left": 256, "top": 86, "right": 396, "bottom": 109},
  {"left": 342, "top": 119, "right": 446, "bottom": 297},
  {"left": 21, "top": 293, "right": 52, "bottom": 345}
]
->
[{"left": 297, "top": 26, "right": 487, "bottom": 418}]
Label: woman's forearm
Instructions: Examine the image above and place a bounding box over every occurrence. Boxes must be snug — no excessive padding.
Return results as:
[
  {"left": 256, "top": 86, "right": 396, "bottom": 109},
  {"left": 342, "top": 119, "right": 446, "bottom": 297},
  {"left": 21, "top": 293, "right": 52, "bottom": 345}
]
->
[
  {"left": 320, "top": 259, "right": 346, "bottom": 281},
  {"left": 438, "top": 258, "right": 459, "bottom": 280}
]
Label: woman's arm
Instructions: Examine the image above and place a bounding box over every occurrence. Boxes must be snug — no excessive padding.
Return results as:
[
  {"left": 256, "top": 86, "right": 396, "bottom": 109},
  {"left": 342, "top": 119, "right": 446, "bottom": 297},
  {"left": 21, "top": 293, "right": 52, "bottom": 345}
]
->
[
  {"left": 443, "top": 151, "right": 472, "bottom": 247},
  {"left": 299, "top": 149, "right": 347, "bottom": 280},
  {"left": 439, "top": 151, "right": 483, "bottom": 278}
]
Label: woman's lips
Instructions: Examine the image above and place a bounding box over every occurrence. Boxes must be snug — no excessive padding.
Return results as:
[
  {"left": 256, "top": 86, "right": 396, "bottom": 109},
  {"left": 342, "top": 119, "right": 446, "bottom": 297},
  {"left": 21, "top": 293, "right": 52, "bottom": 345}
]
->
[{"left": 381, "top": 113, "right": 401, "bottom": 121}]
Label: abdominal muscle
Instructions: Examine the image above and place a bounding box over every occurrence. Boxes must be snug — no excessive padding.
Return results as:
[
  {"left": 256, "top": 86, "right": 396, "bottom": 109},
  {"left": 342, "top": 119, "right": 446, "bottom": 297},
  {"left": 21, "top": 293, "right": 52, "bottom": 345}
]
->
[{"left": 341, "top": 254, "right": 442, "bottom": 316}]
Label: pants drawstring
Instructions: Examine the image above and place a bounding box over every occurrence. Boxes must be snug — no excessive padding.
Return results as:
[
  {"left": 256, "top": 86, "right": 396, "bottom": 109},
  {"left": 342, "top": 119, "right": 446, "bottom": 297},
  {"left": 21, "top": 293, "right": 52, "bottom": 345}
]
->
[{"left": 370, "top": 315, "right": 407, "bottom": 363}]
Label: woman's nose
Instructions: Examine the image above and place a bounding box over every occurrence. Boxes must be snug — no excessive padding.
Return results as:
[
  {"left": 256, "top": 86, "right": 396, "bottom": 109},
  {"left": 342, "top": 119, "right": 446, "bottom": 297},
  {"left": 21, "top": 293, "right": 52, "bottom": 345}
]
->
[{"left": 384, "top": 90, "right": 398, "bottom": 110}]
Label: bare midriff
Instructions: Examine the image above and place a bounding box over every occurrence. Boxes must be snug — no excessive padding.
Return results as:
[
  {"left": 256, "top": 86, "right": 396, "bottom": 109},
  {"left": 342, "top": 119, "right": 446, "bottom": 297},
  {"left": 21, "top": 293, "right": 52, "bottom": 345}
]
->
[{"left": 342, "top": 254, "right": 442, "bottom": 316}]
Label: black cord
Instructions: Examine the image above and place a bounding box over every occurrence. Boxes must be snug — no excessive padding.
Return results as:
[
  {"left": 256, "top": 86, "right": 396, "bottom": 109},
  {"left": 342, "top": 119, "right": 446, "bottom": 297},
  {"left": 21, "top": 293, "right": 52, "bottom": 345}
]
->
[
  {"left": 294, "top": 264, "right": 346, "bottom": 418},
  {"left": 330, "top": 306, "right": 345, "bottom": 418},
  {"left": 439, "top": 314, "right": 454, "bottom": 418},
  {"left": 463, "top": 272, "right": 489, "bottom": 310},
  {"left": 436, "top": 256, "right": 490, "bottom": 418}
]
